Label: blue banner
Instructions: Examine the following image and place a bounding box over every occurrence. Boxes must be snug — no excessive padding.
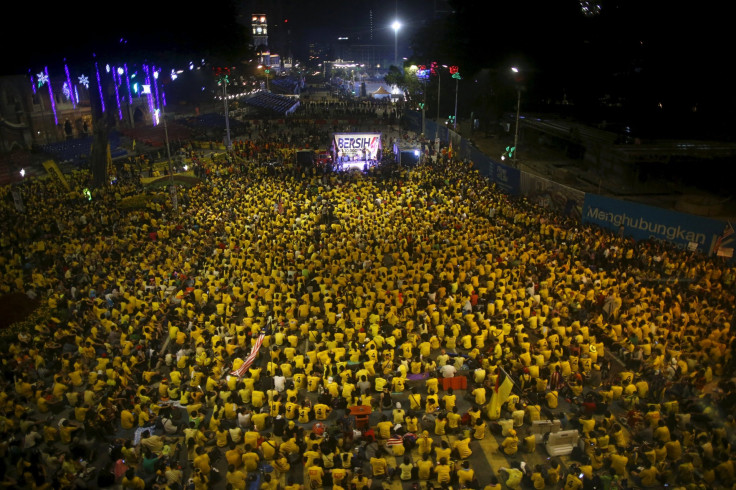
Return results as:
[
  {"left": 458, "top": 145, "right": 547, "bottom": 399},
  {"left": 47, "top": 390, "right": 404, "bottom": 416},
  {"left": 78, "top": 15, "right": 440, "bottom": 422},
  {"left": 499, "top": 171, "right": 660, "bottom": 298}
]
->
[
  {"left": 487, "top": 159, "right": 521, "bottom": 196},
  {"left": 582, "top": 193, "right": 727, "bottom": 254}
]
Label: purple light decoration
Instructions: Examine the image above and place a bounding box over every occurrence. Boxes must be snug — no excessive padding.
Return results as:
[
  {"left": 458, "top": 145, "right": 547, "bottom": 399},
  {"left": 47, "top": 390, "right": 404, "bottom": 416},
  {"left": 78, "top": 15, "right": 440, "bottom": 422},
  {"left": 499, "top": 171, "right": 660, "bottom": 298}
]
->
[
  {"left": 162, "top": 90, "right": 167, "bottom": 108},
  {"left": 45, "top": 67, "right": 58, "bottom": 125},
  {"left": 113, "top": 67, "right": 123, "bottom": 120},
  {"left": 95, "top": 62, "right": 105, "bottom": 113},
  {"left": 152, "top": 65, "right": 161, "bottom": 111},
  {"left": 75, "top": 85, "right": 79, "bottom": 104},
  {"left": 142, "top": 64, "right": 156, "bottom": 125},
  {"left": 124, "top": 64, "right": 132, "bottom": 104},
  {"left": 30, "top": 72, "right": 36, "bottom": 95},
  {"left": 64, "top": 63, "right": 76, "bottom": 108}
]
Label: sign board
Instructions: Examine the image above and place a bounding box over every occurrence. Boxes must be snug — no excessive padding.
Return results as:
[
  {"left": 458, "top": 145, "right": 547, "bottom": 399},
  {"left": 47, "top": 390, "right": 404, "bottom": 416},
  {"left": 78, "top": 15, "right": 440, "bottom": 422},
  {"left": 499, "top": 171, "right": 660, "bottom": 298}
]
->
[
  {"left": 582, "top": 193, "right": 728, "bottom": 255},
  {"left": 332, "top": 133, "right": 381, "bottom": 163}
]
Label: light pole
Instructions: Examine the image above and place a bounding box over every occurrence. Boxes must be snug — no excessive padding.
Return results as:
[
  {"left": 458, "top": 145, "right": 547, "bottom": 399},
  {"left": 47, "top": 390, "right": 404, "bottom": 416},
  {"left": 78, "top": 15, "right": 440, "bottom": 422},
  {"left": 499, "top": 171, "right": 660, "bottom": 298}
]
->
[
  {"left": 434, "top": 65, "right": 449, "bottom": 143},
  {"left": 216, "top": 68, "right": 232, "bottom": 151},
  {"left": 511, "top": 66, "right": 521, "bottom": 167},
  {"left": 392, "top": 21, "right": 401, "bottom": 67},
  {"left": 160, "top": 103, "right": 178, "bottom": 212},
  {"left": 435, "top": 68, "right": 441, "bottom": 142},
  {"left": 452, "top": 72, "right": 461, "bottom": 131}
]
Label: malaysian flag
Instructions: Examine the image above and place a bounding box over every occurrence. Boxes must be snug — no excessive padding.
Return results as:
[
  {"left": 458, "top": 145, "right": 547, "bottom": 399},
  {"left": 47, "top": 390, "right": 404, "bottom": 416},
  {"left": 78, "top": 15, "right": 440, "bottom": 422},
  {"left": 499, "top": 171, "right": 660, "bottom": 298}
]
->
[{"left": 230, "top": 330, "right": 267, "bottom": 377}]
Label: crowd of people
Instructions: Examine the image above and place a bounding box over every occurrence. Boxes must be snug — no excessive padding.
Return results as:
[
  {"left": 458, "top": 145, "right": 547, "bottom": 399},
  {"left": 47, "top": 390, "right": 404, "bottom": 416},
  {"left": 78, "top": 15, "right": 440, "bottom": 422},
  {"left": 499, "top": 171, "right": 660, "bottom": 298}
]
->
[{"left": 0, "top": 111, "right": 735, "bottom": 490}]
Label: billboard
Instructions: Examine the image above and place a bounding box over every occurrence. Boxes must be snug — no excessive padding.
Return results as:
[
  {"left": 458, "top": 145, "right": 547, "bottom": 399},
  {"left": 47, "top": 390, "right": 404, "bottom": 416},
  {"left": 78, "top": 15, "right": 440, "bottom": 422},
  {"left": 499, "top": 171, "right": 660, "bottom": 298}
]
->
[
  {"left": 582, "top": 193, "right": 729, "bottom": 254},
  {"left": 332, "top": 133, "right": 382, "bottom": 163}
]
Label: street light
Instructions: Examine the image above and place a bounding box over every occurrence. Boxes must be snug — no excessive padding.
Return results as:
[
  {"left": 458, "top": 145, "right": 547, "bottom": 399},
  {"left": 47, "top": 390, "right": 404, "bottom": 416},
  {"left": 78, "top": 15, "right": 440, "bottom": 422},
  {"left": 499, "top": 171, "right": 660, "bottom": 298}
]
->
[
  {"left": 435, "top": 64, "right": 448, "bottom": 144},
  {"left": 391, "top": 21, "right": 401, "bottom": 67},
  {"left": 257, "top": 65, "right": 270, "bottom": 92},
  {"left": 511, "top": 66, "right": 521, "bottom": 167},
  {"left": 216, "top": 67, "right": 232, "bottom": 151},
  {"left": 452, "top": 71, "right": 461, "bottom": 131}
]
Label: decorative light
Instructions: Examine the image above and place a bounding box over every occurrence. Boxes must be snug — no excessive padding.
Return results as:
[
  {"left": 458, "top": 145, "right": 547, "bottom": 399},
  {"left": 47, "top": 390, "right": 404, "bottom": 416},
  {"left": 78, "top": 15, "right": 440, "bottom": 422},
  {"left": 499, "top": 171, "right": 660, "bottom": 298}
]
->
[
  {"left": 30, "top": 72, "right": 36, "bottom": 94},
  {"left": 78, "top": 74, "right": 89, "bottom": 89},
  {"left": 143, "top": 64, "right": 156, "bottom": 125},
  {"left": 117, "top": 67, "right": 124, "bottom": 76},
  {"left": 64, "top": 63, "right": 76, "bottom": 108},
  {"left": 124, "top": 64, "right": 132, "bottom": 104},
  {"left": 170, "top": 69, "right": 177, "bottom": 81},
  {"left": 153, "top": 108, "right": 160, "bottom": 125},
  {"left": 20, "top": 168, "right": 25, "bottom": 178},
  {"left": 189, "top": 61, "right": 194, "bottom": 70},
  {"left": 95, "top": 62, "right": 105, "bottom": 113},
  {"left": 37, "top": 71, "right": 49, "bottom": 87},
  {"left": 153, "top": 65, "right": 161, "bottom": 111},
  {"left": 62, "top": 82, "right": 72, "bottom": 101},
  {"left": 105, "top": 64, "right": 110, "bottom": 73},
  {"left": 75, "top": 85, "right": 79, "bottom": 104},
  {"left": 113, "top": 68, "right": 123, "bottom": 120},
  {"left": 183, "top": 164, "right": 188, "bottom": 171},
  {"left": 45, "top": 67, "right": 58, "bottom": 124}
]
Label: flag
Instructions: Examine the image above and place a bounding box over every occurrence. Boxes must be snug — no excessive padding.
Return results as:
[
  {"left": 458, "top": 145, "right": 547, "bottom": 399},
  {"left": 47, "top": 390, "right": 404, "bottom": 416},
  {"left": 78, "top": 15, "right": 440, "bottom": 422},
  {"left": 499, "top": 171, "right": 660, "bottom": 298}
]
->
[
  {"left": 486, "top": 375, "right": 514, "bottom": 420},
  {"left": 230, "top": 331, "right": 266, "bottom": 377},
  {"left": 714, "top": 221, "right": 734, "bottom": 255}
]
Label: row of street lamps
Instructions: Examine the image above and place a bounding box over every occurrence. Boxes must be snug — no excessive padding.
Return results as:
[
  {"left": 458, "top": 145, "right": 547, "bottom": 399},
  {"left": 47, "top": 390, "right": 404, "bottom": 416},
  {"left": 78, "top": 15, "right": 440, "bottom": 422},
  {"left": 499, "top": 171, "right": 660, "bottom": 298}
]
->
[{"left": 419, "top": 64, "right": 522, "bottom": 167}]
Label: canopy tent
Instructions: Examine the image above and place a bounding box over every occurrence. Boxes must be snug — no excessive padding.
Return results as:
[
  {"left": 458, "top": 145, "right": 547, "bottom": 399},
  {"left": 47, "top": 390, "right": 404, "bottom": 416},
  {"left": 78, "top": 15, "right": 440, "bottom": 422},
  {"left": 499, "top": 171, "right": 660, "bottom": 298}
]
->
[{"left": 371, "top": 86, "right": 392, "bottom": 99}]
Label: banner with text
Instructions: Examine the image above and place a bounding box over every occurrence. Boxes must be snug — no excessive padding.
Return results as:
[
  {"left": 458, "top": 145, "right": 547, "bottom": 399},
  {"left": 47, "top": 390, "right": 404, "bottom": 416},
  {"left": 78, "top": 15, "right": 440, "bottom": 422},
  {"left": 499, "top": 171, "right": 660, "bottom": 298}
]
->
[{"left": 582, "top": 193, "right": 729, "bottom": 255}]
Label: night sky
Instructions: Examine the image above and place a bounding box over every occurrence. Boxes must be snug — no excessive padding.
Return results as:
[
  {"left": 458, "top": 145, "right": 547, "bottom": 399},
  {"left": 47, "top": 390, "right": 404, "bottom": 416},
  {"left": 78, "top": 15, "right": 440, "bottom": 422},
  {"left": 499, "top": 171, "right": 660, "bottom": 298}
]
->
[{"left": 4, "top": 0, "right": 735, "bottom": 139}]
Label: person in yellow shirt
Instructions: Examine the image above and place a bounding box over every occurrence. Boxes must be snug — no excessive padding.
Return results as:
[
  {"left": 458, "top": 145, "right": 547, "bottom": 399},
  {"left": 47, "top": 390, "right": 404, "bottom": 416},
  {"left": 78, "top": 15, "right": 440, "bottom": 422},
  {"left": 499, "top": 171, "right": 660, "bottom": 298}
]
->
[
  {"left": 416, "top": 454, "right": 434, "bottom": 481},
  {"left": 501, "top": 428, "right": 518, "bottom": 454}
]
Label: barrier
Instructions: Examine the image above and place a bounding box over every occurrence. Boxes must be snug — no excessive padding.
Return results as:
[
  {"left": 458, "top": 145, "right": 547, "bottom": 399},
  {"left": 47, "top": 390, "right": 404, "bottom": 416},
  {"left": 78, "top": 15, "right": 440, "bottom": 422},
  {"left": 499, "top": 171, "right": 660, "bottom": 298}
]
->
[{"left": 583, "top": 193, "right": 729, "bottom": 254}]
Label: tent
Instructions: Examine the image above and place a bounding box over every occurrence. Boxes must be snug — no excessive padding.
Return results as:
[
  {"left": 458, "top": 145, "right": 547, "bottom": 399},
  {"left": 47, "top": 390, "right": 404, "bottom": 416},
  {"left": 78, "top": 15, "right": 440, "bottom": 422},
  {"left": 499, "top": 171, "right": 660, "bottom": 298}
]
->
[{"left": 371, "top": 86, "right": 392, "bottom": 99}]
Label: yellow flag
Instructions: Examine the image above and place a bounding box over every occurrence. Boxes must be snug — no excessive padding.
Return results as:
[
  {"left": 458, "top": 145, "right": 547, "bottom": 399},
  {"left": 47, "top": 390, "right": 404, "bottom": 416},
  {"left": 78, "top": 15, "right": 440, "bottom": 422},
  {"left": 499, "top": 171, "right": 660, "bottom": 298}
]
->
[
  {"left": 486, "top": 375, "right": 514, "bottom": 420},
  {"left": 42, "top": 160, "right": 70, "bottom": 191}
]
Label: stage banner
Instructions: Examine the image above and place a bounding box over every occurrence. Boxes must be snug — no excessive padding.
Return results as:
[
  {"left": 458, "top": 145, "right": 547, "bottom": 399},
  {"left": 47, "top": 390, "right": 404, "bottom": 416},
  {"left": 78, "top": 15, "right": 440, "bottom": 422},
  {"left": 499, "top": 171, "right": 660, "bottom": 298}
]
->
[{"left": 582, "top": 193, "right": 729, "bottom": 255}]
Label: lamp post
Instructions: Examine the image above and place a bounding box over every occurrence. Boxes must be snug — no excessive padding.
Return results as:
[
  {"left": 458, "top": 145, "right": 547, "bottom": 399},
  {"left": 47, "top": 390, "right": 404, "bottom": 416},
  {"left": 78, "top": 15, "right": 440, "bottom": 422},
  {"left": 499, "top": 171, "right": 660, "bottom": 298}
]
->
[
  {"left": 216, "top": 68, "right": 232, "bottom": 151},
  {"left": 452, "top": 72, "right": 461, "bottom": 131},
  {"left": 435, "top": 68, "right": 441, "bottom": 142},
  {"left": 160, "top": 103, "right": 178, "bottom": 212},
  {"left": 391, "top": 21, "right": 401, "bottom": 67},
  {"left": 511, "top": 66, "right": 521, "bottom": 167}
]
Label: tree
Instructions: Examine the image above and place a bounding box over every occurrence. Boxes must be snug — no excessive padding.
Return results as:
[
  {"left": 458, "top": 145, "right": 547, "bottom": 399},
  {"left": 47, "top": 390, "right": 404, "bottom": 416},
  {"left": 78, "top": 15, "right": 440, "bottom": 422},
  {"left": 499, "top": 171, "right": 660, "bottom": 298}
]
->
[{"left": 384, "top": 66, "right": 423, "bottom": 107}]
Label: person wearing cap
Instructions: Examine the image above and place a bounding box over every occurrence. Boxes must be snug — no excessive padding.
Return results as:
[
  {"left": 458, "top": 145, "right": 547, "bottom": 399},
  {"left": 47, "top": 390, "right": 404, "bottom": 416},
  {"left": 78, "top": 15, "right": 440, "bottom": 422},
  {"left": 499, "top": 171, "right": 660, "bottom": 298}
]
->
[{"left": 416, "top": 430, "right": 434, "bottom": 457}]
